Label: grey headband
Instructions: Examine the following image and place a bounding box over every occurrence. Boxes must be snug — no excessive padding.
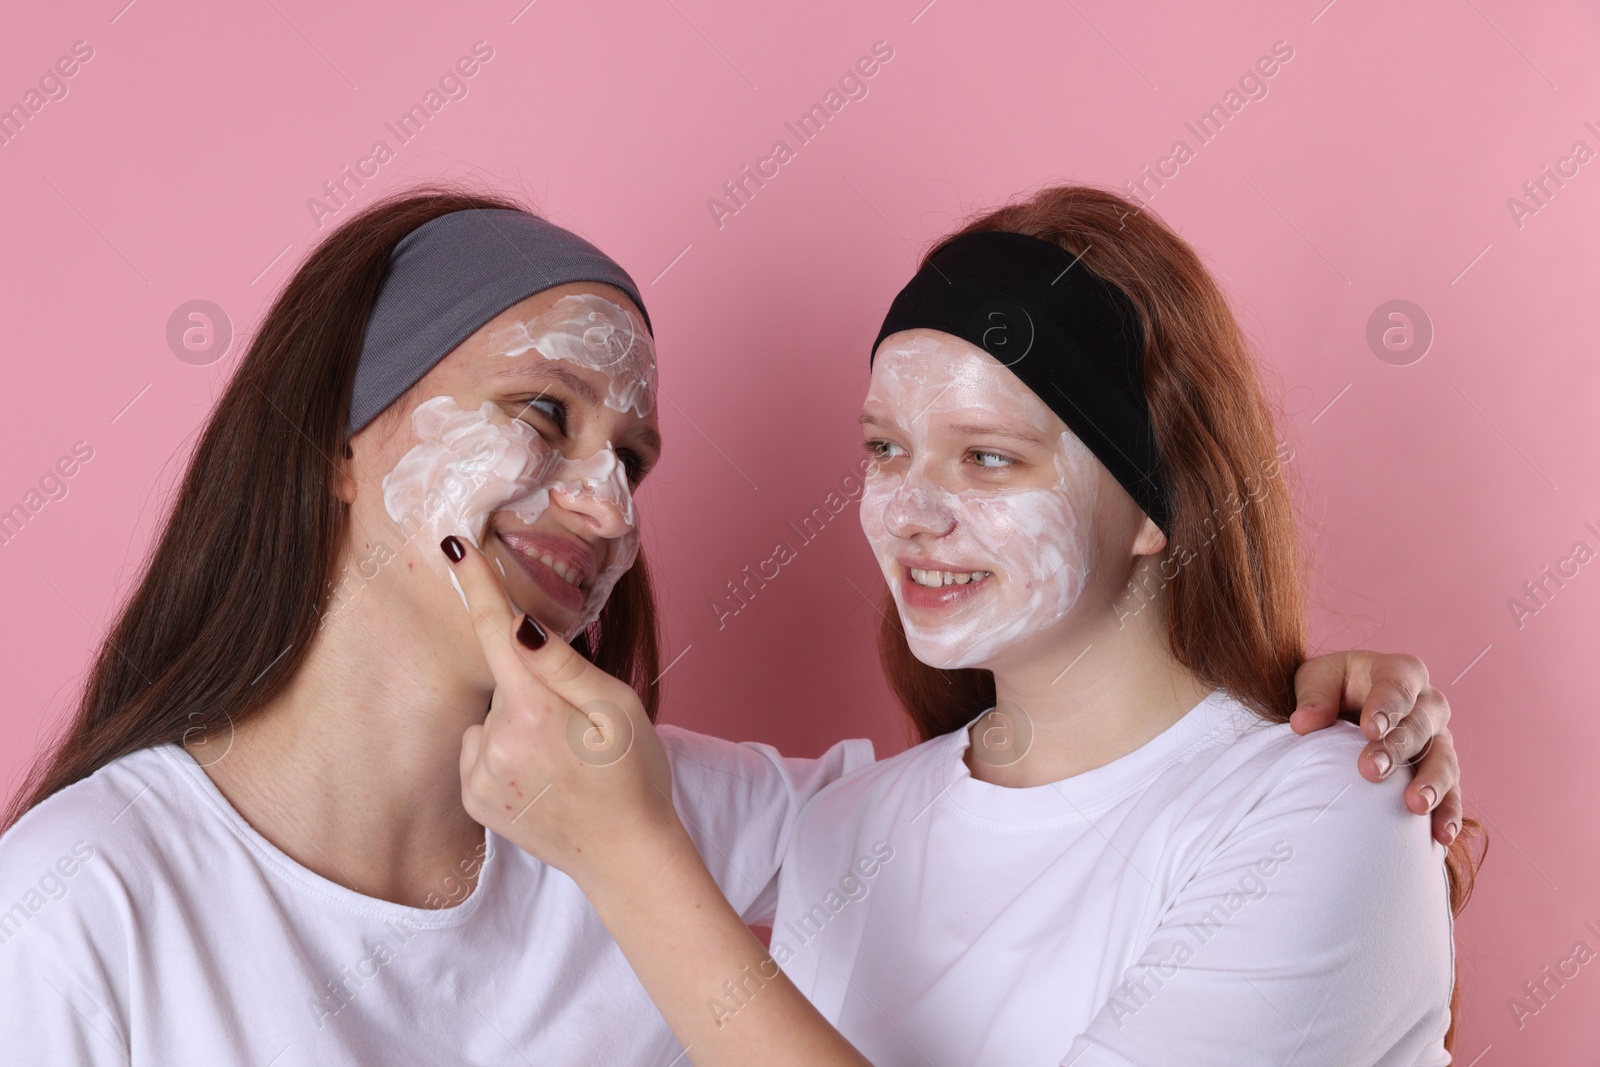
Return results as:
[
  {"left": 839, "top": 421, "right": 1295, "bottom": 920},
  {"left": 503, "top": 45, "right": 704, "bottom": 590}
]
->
[{"left": 348, "top": 207, "right": 650, "bottom": 433}]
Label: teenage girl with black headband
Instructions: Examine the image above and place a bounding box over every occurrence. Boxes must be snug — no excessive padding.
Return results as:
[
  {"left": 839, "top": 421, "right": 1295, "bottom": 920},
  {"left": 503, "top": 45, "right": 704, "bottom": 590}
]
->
[
  {"left": 454, "top": 185, "right": 1479, "bottom": 1065},
  {"left": 0, "top": 187, "right": 1464, "bottom": 1064}
]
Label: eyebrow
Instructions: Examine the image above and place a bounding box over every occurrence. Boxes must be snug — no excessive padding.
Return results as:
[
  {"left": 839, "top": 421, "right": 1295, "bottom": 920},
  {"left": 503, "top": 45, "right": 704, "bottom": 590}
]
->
[
  {"left": 492, "top": 361, "right": 601, "bottom": 406},
  {"left": 860, "top": 411, "right": 1048, "bottom": 447},
  {"left": 945, "top": 422, "right": 1050, "bottom": 446},
  {"left": 632, "top": 423, "right": 663, "bottom": 456}
]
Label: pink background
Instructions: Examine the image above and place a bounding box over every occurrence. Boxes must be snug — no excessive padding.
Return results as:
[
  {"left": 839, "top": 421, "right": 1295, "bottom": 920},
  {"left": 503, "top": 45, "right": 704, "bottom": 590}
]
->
[{"left": 3, "top": 0, "right": 1595, "bottom": 1058}]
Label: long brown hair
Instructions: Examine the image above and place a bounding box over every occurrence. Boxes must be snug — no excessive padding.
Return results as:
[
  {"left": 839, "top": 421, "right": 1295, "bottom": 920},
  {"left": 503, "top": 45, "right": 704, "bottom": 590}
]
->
[
  {"left": 4, "top": 185, "right": 661, "bottom": 831},
  {"left": 876, "top": 183, "right": 1482, "bottom": 1049}
]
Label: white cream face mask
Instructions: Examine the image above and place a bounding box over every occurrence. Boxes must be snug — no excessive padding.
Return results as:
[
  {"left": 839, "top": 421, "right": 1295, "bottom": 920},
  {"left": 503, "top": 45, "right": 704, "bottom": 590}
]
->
[
  {"left": 378, "top": 293, "right": 655, "bottom": 636},
  {"left": 380, "top": 393, "right": 639, "bottom": 639},
  {"left": 479, "top": 293, "right": 657, "bottom": 418},
  {"left": 859, "top": 332, "right": 1100, "bottom": 670}
]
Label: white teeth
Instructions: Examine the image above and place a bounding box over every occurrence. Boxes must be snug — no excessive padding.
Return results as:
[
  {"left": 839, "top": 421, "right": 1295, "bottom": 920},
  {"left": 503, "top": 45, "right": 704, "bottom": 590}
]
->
[
  {"left": 524, "top": 548, "right": 582, "bottom": 587},
  {"left": 909, "top": 568, "right": 991, "bottom": 588}
]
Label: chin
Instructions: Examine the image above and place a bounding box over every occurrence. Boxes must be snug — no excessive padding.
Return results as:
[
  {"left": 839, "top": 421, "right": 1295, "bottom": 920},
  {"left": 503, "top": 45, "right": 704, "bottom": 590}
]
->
[
  {"left": 904, "top": 638, "right": 989, "bottom": 673},
  {"left": 902, "top": 617, "right": 1073, "bottom": 675}
]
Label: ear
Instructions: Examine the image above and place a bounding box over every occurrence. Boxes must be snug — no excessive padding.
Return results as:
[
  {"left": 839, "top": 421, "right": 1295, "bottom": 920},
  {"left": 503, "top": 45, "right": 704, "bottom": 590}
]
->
[
  {"left": 1131, "top": 516, "right": 1167, "bottom": 558},
  {"left": 335, "top": 438, "right": 359, "bottom": 505}
]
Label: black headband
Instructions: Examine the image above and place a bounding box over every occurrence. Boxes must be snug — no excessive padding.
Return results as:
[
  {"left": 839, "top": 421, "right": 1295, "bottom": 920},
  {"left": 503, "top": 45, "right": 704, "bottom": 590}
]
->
[{"left": 871, "top": 230, "right": 1169, "bottom": 532}]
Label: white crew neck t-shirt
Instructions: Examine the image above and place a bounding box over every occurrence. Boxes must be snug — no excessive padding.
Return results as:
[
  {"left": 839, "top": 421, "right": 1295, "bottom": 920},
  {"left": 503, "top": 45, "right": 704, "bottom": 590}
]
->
[
  {"left": 771, "top": 689, "right": 1454, "bottom": 1066},
  {"left": 0, "top": 725, "right": 871, "bottom": 1065}
]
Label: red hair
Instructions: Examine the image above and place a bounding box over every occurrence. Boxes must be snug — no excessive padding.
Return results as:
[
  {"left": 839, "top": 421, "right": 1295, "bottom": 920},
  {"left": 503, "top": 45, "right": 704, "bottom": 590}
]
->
[{"left": 875, "top": 183, "right": 1482, "bottom": 1050}]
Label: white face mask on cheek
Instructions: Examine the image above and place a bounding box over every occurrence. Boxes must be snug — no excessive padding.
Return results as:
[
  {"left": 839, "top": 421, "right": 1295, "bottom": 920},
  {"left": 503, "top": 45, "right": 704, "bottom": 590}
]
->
[
  {"left": 377, "top": 294, "right": 652, "bottom": 633},
  {"left": 379, "top": 396, "right": 642, "bottom": 638},
  {"left": 859, "top": 333, "right": 1100, "bottom": 670},
  {"left": 377, "top": 295, "right": 656, "bottom": 637}
]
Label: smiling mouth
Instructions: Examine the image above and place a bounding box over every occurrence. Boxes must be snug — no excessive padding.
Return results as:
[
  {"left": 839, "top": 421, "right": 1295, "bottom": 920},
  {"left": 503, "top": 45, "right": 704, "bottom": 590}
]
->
[
  {"left": 908, "top": 568, "right": 993, "bottom": 588},
  {"left": 494, "top": 531, "right": 593, "bottom": 613},
  {"left": 898, "top": 565, "right": 996, "bottom": 610}
]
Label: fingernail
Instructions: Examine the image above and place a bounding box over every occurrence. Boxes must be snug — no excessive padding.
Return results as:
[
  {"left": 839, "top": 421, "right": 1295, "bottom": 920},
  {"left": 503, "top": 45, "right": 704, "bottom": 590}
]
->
[
  {"left": 1418, "top": 785, "right": 1437, "bottom": 811},
  {"left": 441, "top": 536, "right": 465, "bottom": 563},
  {"left": 1373, "top": 710, "right": 1391, "bottom": 737},
  {"left": 516, "top": 615, "right": 547, "bottom": 651},
  {"left": 1445, "top": 821, "right": 1460, "bottom": 845},
  {"left": 1371, "top": 749, "right": 1392, "bottom": 778}
]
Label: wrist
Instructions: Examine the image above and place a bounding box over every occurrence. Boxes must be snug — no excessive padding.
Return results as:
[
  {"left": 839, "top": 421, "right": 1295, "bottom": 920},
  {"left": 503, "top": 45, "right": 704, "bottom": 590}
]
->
[{"left": 576, "top": 816, "right": 719, "bottom": 919}]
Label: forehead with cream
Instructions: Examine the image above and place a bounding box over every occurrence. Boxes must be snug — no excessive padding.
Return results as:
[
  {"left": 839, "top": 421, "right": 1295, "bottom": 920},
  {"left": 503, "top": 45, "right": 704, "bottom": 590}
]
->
[
  {"left": 860, "top": 331, "right": 1102, "bottom": 670},
  {"left": 480, "top": 293, "right": 657, "bottom": 419},
  {"left": 865, "top": 331, "right": 1058, "bottom": 438}
]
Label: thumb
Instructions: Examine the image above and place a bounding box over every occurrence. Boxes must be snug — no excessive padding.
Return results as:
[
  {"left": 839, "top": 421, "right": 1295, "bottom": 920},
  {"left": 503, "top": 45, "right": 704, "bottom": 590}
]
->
[
  {"left": 509, "top": 613, "right": 643, "bottom": 723},
  {"left": 1290, "top": 651, "right": 1352, "bottom": 734}
]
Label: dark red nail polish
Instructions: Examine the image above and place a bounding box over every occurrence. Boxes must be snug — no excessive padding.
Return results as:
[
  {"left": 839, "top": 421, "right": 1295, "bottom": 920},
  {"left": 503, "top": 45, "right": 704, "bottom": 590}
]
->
[
  {"left": 441, "top": 536, "right": 465, "bottom": 562},
  {"left": 516, "top": 615, "right": 547, "bottom": 651}
]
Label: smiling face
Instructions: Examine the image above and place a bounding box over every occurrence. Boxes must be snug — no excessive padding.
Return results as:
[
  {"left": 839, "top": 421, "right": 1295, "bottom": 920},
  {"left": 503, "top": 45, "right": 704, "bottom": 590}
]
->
[
  {"left": 345, "top": 282, "right": 660, "bottom": 645},
  {"left": 860, "top": 329, "right": 1146, "bottom": 671}
]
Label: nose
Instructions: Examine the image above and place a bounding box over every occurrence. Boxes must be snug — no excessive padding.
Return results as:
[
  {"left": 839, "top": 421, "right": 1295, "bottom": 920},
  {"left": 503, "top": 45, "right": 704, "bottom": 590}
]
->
[
  {"left": 548, "top": 444, "right": 636, "bottom": 540},
  {"left": 883, "top": 481, "right": 955, "bottom": 539}
]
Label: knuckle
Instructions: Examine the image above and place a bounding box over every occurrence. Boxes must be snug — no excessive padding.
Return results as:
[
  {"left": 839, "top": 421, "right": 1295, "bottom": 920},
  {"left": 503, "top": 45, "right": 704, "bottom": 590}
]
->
[
  {"left": 1394, "top": 652, "right": 1429, "bottom": 684},
  {"left": 483, "top": 731, "right": 519, "bottom": 776},
  {"left": 469, "top": 607, "right": 499, "bottom": 638},
  {"left": 1385, "top": 674, "right": 1420, "bottom": 707},
  {"left": 1404, "top": 730, "right": 1432, "bottom": 762},
  {"left": 1388, "top": 728, "right": 1424, "bottom": 765},
  {"left": 1421, "top": 686, "right": 1451, "bottom": 722},
  {"left": 1418, "top": 725, "right": 1454, "bottom": 765},
  {"left": 1294, "top": 655, "right": 1329, "bottom": 682},
  {"left": 462, "top": 775, "right": 490, "bottom": 814},
  {"left": 1382, "top": 712, "right": 1413, "bottom": 745},
  {"left": 1441, "top": 737, "right": 1461, "bottom": 775},
  {"left": 471, "top": 761, "right": 497, "bottom": 794},
  {"left": 1296, "top": 685, "right": 1328, "bottom": 708},
  {"left": 547, "top": 645, "right": 590, "bottom": 686}
]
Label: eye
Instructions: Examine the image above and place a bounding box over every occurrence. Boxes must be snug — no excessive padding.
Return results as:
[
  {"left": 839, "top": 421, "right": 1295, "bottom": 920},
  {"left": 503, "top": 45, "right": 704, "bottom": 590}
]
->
[
  {"left": 968, "top": 449, "right": 1014, "bottom": 469},
  {"left": 864, "top": 439, "right": 906, "bottom": 461},
  {"left": 515, "top": 395, "right": 568, "bottom": 435},
  {"left": 618, "top": 449, "right": 649, "bottom": 483}
]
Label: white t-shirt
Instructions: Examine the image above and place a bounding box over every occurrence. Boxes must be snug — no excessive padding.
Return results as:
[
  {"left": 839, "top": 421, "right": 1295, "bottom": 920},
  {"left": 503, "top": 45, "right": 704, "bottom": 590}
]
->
[
  {"left": 0, "top": 725, "right": 871, "bottom": 1065},
  {"left": 771, "top": 689, "right": 1454, "bottom": 1066}
]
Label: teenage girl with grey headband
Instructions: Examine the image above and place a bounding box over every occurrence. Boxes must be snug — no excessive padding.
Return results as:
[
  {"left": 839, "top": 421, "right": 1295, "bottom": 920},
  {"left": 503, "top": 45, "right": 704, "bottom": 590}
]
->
[{"left": 0, "top": 186, "right": 1464, "bottom": 1064}]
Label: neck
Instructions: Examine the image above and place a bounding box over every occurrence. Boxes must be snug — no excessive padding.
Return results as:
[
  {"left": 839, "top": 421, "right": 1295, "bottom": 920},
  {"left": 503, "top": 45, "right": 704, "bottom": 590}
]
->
[
  {"left": 195, "top": 593, "right": 491, "bottom": 908},
  {"left": 971, "top": 587, "right": 1214, "bottom": 788}
]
